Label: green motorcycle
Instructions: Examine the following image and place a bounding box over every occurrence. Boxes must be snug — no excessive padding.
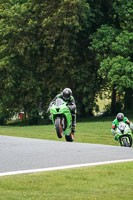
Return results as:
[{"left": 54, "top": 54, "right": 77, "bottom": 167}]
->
[
  {"left": 115, "top": 122, "right": 133, "bottom": 147},
  {"left": 49, "top": 98, "right": 74, "bottom": 142}
]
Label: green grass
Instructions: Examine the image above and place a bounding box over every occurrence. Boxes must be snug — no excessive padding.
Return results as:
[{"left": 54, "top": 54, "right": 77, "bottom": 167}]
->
[
  {"left": 0, "top": 117, "right": 119, "bottom": 146},
  {"left": 0, "top": 162, "right": 133, "bottom": 200},
  {"left": 1, "top": 117, "right": 133, "bottom": 199}
]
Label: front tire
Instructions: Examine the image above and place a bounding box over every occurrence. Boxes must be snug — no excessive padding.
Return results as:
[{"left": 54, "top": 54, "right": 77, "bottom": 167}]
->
[
  {"left": 55, "top": 118, "right": 63, "bottom": 138},
  {"left": 65, "top": 132, "right": 74, "bottom": 142},
  {"left": 122, "top": 138, "right": 130, "bottom": 147},
  {"left": 129, "top": 136, "right": 132, "bottom": 147}
]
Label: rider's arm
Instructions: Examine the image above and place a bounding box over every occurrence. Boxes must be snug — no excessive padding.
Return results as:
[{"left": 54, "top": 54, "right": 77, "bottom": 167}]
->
[
  {"left": 70, "top": 96, "right": 76, "bottom": 105},
  {"left": 112, "top": 121, "right": 116, "bottom": 130},
  {"left": 124, "top": 117, "right": 133, "bottom": 131},
  {"left": 111, "top": 120, "right": 116, "bottom": 135},
  {"left": 67, "top": 96, "right": 76, "bottom": 112},
  {"left": 124, "top": 117, "right": 131, "bottom": 125}
]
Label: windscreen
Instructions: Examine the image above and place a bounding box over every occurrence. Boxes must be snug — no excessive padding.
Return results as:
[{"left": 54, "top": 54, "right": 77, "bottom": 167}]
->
[
  {"left": 118, "top": 122, "right": 126, "bottom": 131},
  {"left": 56, "top": 98, "right": 64, "bottom": 107}
]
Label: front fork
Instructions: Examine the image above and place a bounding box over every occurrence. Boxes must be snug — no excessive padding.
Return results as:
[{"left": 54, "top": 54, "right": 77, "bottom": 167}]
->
[{"left": 119, "top": 135, "right": 132, "bottom": 146}]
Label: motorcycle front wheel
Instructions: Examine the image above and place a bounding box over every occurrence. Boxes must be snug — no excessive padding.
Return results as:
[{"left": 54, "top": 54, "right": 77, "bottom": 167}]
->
[
  {"left": 122, "top": 138, "right": 130, "bottom": 147},
  {"left": 55, "top": 117, "right": 63, "bottom": 138}
]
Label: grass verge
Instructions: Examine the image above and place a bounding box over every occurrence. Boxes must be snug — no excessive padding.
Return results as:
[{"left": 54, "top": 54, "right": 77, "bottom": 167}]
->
[
  {"left": 0, "top": 117, "right": 120, "bottom": 146},
  {"left": 1, "top": 117, "right": 133, "bottom": 199},
  {"left": 0, "top": 162, "right": 133, "bottom": 200}
]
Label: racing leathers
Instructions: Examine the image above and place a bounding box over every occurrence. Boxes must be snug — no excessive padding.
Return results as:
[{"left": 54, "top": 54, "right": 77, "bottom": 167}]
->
[
  {"left": 48, "top": 93, "right": 76, "bottom": 133},
  {"left": 111, "top": 117, "right": 131, "bottom": 138}
]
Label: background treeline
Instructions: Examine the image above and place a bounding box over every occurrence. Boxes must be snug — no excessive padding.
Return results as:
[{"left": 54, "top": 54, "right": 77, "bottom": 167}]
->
[{"left": 0, "top": 0, "right": 133, "bottom": 124}]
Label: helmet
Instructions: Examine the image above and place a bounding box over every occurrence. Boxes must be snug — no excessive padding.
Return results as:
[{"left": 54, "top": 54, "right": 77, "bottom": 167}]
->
[
  {"left": 117, "top": 113, "right": 124, "bottom": 122},
  {"left": 62, "top": 88, "right": 72, "bottom": 100}
]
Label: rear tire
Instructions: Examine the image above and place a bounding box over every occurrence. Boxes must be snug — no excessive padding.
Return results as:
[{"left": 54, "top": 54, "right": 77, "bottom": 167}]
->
[
  {"left": 65, "top": 132, "right": 74, "bottom": 142},
  {"left": 55, "top": 118, "right": 63, "bottom": 138}
]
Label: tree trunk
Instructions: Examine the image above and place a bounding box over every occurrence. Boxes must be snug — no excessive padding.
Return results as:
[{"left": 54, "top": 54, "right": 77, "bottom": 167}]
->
[
  {"left": 124, "top": 88, "right": 133, "bottom": 112},
  {"left": 111, "top": 86, "right": 116, "bottom": 114},
  {"left": 23, "top": 105, "right": 27, "bottom": 119}
]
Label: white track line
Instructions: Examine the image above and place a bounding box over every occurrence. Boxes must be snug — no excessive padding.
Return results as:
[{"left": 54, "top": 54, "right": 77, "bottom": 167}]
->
[{"left": 1, "top": 159, "right": 133, "bottom": 177}]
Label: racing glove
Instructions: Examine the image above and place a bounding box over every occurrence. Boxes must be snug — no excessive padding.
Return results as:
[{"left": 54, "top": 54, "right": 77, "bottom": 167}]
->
[{"left": 111, "top": 129, "right": 115, "bottom": 135}]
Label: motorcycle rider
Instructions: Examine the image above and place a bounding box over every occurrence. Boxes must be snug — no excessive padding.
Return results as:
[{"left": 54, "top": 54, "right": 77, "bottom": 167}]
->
[
  {"left": 111, "top": 113, "right": 133, "bottom": 139},
  {"left": 48, "top": 88, "right": 76, "bottom": 133}
]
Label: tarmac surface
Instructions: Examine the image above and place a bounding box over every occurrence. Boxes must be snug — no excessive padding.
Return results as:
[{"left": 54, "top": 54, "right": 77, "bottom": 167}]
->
[{"left": 0, "top": 135, "right": 133, "bottom": 174}]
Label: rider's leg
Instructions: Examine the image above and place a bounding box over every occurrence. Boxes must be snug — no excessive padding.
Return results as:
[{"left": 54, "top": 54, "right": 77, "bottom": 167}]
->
[
  {"left": 72, "top": 114, "right": 76, "bottom": 133},
  {"left": 67, "top": 105, "right": 76, "bottom": 133}
]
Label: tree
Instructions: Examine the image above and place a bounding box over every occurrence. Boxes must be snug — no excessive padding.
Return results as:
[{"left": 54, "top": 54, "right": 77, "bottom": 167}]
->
[
  {"left": 0, "top": 0, "right": 42, "bottom": 119},
  {"left": 100, "top": 56, "right": 133, "bottom": 111},
  {"left": 89, "top": 0, "right": 133, "bottom": 114},
  {"left": 3, "top": 0, "right": 133, "bottom": 122},
  {"left": 36, "top": 0, "right": 101, "bottom": 117}
]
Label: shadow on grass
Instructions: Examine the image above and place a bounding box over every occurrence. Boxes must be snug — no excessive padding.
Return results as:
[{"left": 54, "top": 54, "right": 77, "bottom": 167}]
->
[
  {"left": 77, "top": 115, "right": 115, "bottom": 123},
  {"left": 6, "top": 114, "right": 133, "bottom": 126},
  {"left": 6, "top": 119, "right": 52, "bottom": 127}
]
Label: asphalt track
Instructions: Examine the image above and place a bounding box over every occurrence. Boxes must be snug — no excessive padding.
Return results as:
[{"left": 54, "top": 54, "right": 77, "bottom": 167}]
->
[{"left": 0, "top": 135, "right": 133, "bottom": 176}]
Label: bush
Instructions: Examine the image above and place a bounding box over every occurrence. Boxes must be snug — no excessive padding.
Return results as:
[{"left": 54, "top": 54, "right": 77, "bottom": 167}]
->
[
  {"left": 0, "top": 111, "right": 10, "bottom": 125},
  {"left": 28, "top": 109, "right": 42, "bottom": 125}
]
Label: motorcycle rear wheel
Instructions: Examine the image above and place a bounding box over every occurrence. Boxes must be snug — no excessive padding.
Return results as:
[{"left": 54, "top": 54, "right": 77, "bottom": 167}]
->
[
  {"left": 55, "top": 118, "right": 63, "bottom": 138},
  {"left": 65, "top": 132, "right": 74, "bottom": 142}
]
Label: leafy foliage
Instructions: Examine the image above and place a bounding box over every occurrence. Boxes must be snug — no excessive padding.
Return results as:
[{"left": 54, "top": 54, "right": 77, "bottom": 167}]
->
[
  {"left": 0, "top": 0, "right": 133, "bottom": 123},
  {"left": 90, "top": 0, "right": 133, "bottom": 113},
  {"left": 100, "top": 56, "right": 133, "bottom": 92}
]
